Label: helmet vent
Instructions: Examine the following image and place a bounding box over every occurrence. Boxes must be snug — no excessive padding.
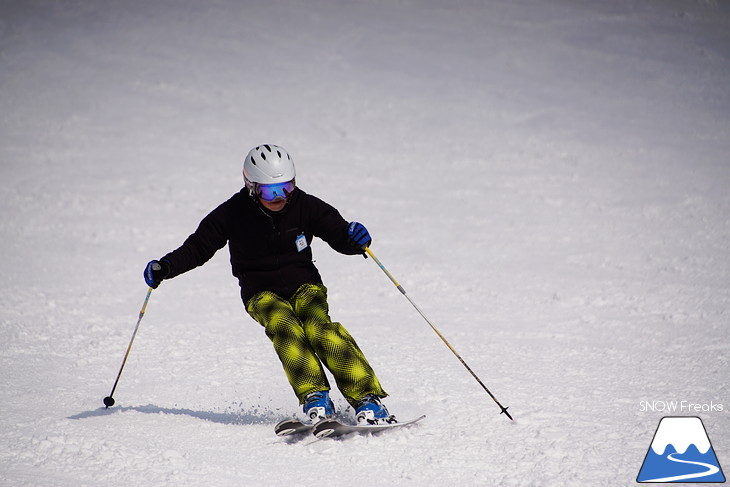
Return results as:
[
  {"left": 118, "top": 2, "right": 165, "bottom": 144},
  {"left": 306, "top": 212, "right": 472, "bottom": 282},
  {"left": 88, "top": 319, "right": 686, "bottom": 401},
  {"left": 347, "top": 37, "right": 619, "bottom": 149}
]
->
[{"left": 263, "top": 144, "right": 272, "bottom": 152}]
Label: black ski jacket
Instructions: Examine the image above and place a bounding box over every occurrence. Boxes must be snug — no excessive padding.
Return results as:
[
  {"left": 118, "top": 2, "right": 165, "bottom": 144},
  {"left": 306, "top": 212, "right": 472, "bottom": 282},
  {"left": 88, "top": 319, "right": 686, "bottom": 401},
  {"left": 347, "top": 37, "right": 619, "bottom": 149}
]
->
[{"left": 161, "top": 187, "right": 362, "bottom": 304}]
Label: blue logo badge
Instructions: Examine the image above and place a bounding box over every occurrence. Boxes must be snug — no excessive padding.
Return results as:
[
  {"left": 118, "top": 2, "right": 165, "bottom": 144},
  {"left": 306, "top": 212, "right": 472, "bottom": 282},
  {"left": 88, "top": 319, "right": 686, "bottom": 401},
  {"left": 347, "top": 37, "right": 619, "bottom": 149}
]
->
[{"left": 637, "top": 416, "right": 725, "bottom": 483}]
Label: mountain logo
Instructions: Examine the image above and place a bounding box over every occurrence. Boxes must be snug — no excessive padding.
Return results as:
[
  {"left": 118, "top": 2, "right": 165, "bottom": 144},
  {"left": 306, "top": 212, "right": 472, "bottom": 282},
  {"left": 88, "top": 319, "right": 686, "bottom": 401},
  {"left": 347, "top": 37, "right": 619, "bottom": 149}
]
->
[{"left": 637, "top": 416, "right": 725, "bottom": 483}]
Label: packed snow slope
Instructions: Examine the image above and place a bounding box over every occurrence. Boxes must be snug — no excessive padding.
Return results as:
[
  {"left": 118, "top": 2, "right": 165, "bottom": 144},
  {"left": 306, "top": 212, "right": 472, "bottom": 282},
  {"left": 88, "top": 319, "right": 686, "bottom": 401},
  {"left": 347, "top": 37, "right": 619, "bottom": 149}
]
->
[{"left": 1, "top": 0, "right": 729, "bottom": 485}]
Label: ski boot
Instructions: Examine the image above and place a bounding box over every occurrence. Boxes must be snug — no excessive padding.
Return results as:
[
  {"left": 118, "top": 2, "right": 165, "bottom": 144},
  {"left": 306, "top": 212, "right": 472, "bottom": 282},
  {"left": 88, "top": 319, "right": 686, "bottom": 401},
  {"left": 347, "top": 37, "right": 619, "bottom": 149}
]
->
[
  {"left": 303, "top": 390, "right": 334, "bottom": 423},
  {"left": 355, "top": 394, "right": 396, "bottom": 425}
]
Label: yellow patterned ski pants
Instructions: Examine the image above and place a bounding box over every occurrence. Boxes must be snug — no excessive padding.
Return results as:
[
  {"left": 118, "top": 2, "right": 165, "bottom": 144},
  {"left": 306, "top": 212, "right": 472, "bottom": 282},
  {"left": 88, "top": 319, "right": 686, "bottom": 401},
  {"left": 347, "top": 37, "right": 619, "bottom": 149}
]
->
[{"left": 246, "top": 283, "right": 387, "bottom": 407}]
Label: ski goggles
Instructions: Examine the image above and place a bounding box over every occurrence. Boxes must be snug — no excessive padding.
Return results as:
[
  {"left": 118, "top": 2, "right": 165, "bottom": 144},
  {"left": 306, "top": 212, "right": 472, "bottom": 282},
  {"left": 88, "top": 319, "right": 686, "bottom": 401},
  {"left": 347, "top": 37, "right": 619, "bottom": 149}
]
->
[{"left": 256, "top": 180, "right": 296, "bottom": 202}]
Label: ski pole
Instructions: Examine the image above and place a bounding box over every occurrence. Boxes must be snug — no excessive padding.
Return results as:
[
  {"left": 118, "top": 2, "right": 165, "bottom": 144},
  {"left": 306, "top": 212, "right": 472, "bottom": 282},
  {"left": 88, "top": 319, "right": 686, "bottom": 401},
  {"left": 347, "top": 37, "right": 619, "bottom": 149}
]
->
[
  {"left": 103, "top": 286, "right": 153, "bottom": 408},
  {"left": 364, "top": 247, "right": 513, "bottom": 421}
]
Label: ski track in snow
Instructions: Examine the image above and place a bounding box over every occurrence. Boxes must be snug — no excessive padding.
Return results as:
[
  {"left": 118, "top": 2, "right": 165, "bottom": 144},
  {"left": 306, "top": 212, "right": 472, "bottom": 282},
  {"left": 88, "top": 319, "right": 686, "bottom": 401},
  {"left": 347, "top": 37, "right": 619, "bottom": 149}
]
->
[{"left": 1, "top": 0, "right": 729, "bottom": 486}]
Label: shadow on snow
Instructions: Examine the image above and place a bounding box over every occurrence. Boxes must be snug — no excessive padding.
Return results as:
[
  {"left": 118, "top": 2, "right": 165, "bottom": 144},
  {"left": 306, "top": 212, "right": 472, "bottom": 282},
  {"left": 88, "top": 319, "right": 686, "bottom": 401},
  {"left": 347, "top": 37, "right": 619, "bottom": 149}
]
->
[{"left": 68, "top": 404, "right": 278, "bottom": 425}]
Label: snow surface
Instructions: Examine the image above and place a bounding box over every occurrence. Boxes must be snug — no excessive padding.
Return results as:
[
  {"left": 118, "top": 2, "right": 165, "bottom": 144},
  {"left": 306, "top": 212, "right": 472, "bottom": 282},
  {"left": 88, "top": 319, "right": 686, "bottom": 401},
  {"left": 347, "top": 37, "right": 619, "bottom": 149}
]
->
[{"left": 1, "top": 0, "right": 729, "bottom": 485}]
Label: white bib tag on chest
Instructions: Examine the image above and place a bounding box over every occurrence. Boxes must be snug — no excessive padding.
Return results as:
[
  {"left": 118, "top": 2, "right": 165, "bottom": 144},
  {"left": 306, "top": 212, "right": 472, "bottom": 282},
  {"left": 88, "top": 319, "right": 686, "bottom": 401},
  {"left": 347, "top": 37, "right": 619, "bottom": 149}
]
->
[{"left": 295, "top": 234, "right": 308, "bottom": 252}]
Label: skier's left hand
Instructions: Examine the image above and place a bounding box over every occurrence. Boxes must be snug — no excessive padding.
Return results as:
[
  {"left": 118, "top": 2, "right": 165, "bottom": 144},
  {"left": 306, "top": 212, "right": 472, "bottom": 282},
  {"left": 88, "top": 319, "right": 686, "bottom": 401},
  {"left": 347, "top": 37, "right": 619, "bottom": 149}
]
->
[
  {"left": 347, "top": 221, "right": 372, "bottom": 251},
  {"left": 144, "top": 259, "right": 171, "bottom": 289}
]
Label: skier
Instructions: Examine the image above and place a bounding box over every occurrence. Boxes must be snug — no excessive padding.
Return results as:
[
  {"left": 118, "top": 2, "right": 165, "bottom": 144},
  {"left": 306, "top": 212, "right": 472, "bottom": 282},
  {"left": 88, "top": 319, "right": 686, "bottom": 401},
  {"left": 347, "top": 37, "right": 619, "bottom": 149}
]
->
[{"left": 143, "top": 144, "right": 394, "bottom": 425}]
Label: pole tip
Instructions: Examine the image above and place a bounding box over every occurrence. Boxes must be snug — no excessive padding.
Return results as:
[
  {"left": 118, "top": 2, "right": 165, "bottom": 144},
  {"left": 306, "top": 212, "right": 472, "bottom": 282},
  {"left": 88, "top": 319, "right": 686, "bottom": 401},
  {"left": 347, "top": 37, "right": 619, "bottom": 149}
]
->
[{"left": 500, "top": 406, "right": 513, "bottom": 421}]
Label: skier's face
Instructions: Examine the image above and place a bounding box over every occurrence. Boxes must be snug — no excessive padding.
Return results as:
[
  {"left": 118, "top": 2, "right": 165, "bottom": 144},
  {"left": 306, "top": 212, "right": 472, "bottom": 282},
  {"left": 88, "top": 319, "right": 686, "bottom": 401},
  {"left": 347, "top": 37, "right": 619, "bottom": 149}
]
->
[
  {"left": 260, "top": 197, "right": 288, "bottom": 212},
  {"left": 256, "top": 180, "right": 294, "bottom": 212}
]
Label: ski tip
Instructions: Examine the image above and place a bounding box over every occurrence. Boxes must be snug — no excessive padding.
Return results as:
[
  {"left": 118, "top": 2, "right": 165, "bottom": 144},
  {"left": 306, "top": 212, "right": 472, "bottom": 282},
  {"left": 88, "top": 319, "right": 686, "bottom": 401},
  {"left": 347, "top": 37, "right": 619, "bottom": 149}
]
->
[{"left": 312, "top": 420, "right": 338, "bottom": 439}]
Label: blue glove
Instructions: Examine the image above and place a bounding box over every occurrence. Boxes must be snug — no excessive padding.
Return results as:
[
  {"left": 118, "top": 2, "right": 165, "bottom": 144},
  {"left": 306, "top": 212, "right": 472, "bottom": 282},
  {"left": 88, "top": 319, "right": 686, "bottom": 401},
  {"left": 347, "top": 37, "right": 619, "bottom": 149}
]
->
[
  {"left": 347, "top": 222, "right": 372, "bottom": 251},
  {"left": 144, "top": 259, "right": 171, "bottom": 289}
]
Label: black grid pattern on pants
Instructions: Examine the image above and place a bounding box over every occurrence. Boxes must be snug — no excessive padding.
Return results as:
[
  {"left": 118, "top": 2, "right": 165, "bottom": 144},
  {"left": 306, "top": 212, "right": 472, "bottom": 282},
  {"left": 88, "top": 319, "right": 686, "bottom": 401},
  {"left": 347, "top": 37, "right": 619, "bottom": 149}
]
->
[{"left": 246, "top": 283, "right": 387, "bottom": 407}]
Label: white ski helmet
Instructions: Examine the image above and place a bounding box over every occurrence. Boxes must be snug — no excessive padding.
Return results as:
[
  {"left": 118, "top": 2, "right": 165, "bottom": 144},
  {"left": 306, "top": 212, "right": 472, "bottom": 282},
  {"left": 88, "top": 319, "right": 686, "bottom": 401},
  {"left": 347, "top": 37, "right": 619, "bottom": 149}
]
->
[{"left": 243, "top": 144, "right": 296, "bottom": 196}]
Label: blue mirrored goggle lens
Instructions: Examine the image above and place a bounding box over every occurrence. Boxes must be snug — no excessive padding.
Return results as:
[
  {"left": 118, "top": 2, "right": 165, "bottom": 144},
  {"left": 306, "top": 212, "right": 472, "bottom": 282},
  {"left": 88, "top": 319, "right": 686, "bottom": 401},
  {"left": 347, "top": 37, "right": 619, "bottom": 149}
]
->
[{"left": 257, "top": 181, "right": 295, "bottom": 202}]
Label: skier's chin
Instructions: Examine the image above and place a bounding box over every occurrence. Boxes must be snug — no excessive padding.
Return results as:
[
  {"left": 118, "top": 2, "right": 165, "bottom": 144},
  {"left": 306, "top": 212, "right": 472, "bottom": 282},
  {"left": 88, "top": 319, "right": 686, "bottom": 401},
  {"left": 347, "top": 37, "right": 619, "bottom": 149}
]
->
[{"left": 261, "top": 198, "right": 288, "bottom": 212}]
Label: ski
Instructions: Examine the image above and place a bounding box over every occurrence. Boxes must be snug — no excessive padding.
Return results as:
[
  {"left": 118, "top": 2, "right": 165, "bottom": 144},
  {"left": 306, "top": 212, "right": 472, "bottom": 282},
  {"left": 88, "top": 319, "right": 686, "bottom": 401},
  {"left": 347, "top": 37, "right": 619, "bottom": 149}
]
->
[
  {"left": 312, "top": 415, "right": 426, "bottom": 439},
  {"left": 274, "top": 418, "right": 313, "bottom": 437}
]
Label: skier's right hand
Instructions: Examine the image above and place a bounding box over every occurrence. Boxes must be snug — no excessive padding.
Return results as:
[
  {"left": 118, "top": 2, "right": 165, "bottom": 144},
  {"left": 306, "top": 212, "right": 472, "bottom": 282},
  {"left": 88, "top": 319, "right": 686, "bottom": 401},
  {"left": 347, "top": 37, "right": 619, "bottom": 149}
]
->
[{"left": 144, "top": 259, "right": 171, "bottom": 289}]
